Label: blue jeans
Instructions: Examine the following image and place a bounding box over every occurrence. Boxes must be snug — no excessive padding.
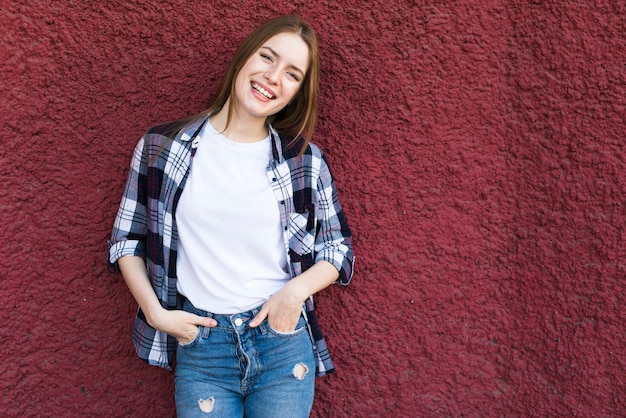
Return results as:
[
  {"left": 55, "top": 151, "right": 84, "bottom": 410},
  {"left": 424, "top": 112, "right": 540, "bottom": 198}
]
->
[{"left": 175, "top": 299, "right": 316, "bottom": 417}]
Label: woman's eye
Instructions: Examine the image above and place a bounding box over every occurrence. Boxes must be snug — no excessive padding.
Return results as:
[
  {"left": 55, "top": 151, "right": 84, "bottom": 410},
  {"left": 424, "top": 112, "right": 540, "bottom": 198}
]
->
[
  {"left": 261, "top": 53, "right": 272, "bottom": 61},
  {"left": 287, "top": 72, "right": 300, "bottom": 81}
]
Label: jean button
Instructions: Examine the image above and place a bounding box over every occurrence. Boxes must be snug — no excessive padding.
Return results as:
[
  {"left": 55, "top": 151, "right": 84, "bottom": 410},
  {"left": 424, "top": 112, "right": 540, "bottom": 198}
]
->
[{"left": 234, "top": 318, "right": 243, "bottom": 326}]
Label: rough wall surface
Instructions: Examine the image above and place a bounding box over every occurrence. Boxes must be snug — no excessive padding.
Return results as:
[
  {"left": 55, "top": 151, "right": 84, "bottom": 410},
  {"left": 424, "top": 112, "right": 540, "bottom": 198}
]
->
[{"left": 1, "top": 0, "right": 624, "bottom": 416}]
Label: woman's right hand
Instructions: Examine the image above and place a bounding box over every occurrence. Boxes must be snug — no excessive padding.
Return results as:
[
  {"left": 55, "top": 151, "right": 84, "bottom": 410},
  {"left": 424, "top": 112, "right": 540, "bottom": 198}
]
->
[{"left": 148, "top": 308, "right": 217, "bottom": 344}]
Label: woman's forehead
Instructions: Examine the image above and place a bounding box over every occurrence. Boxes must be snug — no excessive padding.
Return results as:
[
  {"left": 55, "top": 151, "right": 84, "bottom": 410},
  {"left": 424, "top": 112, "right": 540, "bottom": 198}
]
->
[{"left": 260, "top": 32, "right": 310, "bottom": 71}]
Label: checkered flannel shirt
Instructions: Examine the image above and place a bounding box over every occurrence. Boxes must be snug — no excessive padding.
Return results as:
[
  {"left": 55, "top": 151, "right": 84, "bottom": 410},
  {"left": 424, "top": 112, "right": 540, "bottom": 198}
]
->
[{"left": 108, "top": 115, "right": 354, "bottom": 375}]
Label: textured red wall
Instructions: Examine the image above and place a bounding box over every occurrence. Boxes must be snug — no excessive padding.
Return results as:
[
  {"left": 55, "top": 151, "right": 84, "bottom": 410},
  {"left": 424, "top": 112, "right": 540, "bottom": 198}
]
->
[{"left": 2, "top": 1, "right": 624, "bottom": 416}]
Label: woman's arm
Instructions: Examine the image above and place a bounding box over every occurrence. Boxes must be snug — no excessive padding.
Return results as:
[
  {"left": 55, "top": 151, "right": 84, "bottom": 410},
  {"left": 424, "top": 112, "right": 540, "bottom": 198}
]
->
[
  {"left": 118, "top": 256, "right": 216, "bottom": 343},
  {"left": 250, "top": 149, "right": 354, "bottom": 333},
  {"left": 313, "top": 153, "right": 354, "bottom": 285}
]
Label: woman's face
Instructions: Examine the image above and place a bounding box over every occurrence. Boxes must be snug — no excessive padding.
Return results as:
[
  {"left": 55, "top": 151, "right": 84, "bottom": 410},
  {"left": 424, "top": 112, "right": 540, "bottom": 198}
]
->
[{"left": 232, "top": 32, "right": 310, "bottom": 121}]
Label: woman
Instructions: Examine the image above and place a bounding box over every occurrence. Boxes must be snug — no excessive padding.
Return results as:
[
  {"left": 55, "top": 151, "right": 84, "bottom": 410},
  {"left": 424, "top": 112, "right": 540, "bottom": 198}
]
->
[{"left": 108, "top": 15, "right": 354, "bottom": 417}]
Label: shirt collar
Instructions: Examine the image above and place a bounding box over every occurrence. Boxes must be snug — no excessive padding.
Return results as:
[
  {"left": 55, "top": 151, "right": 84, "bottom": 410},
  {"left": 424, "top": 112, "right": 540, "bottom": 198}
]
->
[{"left": 179, "top": 114, "right": 211, "bottom": 144}]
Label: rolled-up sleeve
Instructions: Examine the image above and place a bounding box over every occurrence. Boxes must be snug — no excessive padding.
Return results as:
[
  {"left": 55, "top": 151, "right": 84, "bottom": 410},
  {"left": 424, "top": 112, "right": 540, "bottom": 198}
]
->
[
  {"left": 314, "top": 154, "right": 354, "bottom": 285},
  {"left": 108, "top": 137, "right": 149, "bottom": 267}
]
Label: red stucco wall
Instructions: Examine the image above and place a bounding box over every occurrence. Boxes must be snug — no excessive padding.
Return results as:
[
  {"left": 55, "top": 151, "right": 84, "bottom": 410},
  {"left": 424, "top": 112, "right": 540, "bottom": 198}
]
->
[{"left": 1, "top": 1, "right": 624, "bottom": 416}]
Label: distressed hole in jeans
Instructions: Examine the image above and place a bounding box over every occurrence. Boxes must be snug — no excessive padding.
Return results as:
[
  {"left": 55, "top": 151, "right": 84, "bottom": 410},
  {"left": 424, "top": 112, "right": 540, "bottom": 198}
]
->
[
  {"left": 293, "top": 363, "right": 309, "bottom": 380},
  {"left": 198, "top": 397, "right": 215, "bottom": 413}
]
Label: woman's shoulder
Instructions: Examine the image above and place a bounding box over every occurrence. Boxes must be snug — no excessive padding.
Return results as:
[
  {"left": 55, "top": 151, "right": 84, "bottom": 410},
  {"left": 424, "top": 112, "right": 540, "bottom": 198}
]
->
[
  {"left": 277, "top": 133, "right": 323, "bottom": 161},
  {"left": 145, "top": 113, "right": 208, "bottom": 142},
  {"left": 131, "top": 117, "right": 205, "bottom": 166},
  {"left": 144, "top": 119, "right": 188, "bottom": 141}
]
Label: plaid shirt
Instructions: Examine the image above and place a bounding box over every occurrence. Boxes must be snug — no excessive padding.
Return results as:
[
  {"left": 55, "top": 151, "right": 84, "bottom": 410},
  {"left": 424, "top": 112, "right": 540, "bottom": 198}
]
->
[{"left": 108, "top": 115, "right": 354, "bottom": 375}]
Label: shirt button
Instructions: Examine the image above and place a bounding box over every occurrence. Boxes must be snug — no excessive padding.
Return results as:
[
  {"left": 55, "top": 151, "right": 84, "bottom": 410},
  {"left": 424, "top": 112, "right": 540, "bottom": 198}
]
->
[{"left": 234, "top": 318, "right": 243, "bottom": 326}]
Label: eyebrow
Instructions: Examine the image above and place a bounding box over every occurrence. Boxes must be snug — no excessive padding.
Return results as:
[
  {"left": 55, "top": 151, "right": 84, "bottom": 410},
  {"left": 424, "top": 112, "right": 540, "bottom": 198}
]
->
[{"left": 260, "top": 46, "right": 306, "bottom": 76}]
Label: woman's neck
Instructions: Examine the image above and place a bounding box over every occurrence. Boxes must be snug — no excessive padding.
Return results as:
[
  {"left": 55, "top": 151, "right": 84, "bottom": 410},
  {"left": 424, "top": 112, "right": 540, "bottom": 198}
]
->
[{"left": 211, "top": 103, "right": 269, "bottom": 143}]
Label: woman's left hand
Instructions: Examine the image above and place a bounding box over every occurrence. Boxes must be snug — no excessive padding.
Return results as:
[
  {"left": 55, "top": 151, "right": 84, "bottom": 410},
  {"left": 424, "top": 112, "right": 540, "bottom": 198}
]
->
[{"left": 249, "top": 282, "right": 305, "bottom": 332}]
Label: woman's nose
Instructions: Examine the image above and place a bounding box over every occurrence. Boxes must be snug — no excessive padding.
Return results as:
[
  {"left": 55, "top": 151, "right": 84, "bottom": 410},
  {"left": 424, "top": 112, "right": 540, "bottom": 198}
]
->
[{"left": 265, "top": 67, "right": 280, "bottom": 84}]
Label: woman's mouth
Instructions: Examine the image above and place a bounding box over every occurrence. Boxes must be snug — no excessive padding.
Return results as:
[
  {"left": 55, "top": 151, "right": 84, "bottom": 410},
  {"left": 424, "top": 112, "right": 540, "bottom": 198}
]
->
[{"left": 252, "top": 82, "right": 275, "bottom": 100}]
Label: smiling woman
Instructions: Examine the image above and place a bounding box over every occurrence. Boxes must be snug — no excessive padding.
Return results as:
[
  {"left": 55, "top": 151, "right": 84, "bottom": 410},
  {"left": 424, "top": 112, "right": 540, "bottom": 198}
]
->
[{"left": 107, "top": 15, "right": 354, "bottom": 418}]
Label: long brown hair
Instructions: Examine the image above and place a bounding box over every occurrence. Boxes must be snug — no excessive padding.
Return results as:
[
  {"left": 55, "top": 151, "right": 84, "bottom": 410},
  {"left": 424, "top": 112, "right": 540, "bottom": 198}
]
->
[{"left": 160, "top": 16, "right": 320, "bottom": 153}]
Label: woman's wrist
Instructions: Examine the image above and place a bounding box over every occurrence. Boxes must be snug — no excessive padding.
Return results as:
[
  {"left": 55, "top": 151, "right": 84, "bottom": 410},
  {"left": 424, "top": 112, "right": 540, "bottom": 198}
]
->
[
  {"left": 286, "top": 260, "right": 340, "bottom": 303},
  {"left": 144, "top": 304, "right": 168, "bottom": 330},
  {"left": 282, "top": 279, "right": 311, "bottom": 305}
]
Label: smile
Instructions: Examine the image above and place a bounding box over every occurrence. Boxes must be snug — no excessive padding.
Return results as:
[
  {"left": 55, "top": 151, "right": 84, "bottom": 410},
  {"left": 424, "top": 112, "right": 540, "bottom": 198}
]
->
[{"left": 252, "top": 82, "right": 275, "bottom": 100}]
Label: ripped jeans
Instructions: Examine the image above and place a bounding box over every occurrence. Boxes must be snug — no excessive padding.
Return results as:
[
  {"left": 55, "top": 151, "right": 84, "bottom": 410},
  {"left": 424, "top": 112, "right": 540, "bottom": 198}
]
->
[{"left": 175, "top": 299, "right": 315, "bottom": 418}]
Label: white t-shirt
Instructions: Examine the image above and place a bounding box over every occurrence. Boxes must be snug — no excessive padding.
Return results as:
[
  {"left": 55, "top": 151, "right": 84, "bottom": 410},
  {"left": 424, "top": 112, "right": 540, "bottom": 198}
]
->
[{"left": 175, "top": 122, "right": 289, "bottom": 314}]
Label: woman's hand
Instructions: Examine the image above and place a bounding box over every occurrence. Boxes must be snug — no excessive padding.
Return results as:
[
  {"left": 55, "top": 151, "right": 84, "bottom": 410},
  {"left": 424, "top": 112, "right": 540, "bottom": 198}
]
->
[
  {"left": 249, "top": 261, "right": 340, "bottom": 332},
  {"left": 249, "top": 282, "right": 305, "bottom": 332},
  {"left": 149, "top": 308, "right": 217, "bottom": 344}
]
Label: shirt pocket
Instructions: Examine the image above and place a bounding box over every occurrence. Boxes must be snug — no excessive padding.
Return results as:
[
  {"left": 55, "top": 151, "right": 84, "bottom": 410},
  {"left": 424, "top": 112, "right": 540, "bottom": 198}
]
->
[{"left": 289, "top": 211, "right": 316, "bottom": 256}]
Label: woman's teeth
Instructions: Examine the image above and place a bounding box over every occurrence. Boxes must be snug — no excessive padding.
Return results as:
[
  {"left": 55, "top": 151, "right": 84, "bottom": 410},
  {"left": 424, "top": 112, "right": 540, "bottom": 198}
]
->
[{"left": 253, "top": 83, "right": 274, "bottom": 99}]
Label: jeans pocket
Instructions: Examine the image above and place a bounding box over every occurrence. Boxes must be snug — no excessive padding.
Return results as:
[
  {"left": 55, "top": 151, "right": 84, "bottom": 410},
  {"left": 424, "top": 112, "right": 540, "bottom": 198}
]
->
[
  {"left": 177, "top": 326, "right": 204, "bottom": 348},
  {"left": 266, "top": 317, "right": 307, "bottom": 337}
]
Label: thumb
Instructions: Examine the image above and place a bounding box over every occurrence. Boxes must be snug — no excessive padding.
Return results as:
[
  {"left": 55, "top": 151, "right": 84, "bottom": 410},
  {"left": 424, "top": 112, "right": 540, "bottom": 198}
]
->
[
  {"left": 188, "top": 312, "right": 217, "bottom": 328},
  {"left": 249, "top": 304, "right": 269, "bottom": 328}
]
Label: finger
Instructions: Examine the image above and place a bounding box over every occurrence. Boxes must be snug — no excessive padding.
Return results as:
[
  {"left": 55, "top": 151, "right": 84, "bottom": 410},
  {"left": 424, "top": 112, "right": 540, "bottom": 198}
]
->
[
  {"left": 177, "top": 326, "right": 200, "bottom": 343},
  {"left": 186, "top": 312, "right": 217, "bottom": 328},
  {"left": 269, "top": 315, "right": 298, "bottom": 333},
  {"left": 272, "top": 307, "right": 303, "bottom": 332},
  {"left": 249, "top": 305, "right": 269, "bottom": 328}
]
